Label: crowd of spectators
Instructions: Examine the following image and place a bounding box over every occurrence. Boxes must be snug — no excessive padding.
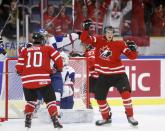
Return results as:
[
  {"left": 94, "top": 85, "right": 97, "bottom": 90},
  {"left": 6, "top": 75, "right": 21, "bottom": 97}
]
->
[{"left": 0, "top": 0, "right": 164, "bottom": 40}]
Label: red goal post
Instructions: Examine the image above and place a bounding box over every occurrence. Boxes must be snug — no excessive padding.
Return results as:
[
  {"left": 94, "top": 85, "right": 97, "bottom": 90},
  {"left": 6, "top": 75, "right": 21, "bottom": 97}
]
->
[{"left": 0, "top": 57, "right": 90, "bottom": 121}]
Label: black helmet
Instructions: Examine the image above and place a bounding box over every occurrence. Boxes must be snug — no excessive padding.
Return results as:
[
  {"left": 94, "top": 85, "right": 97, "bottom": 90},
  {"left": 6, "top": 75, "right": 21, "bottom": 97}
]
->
[
  {"left": 104, "top": 26, "right": 114, "bottom": 34},
  {"left": 32, "top": 32, "right": 44, "bottom": 44}
]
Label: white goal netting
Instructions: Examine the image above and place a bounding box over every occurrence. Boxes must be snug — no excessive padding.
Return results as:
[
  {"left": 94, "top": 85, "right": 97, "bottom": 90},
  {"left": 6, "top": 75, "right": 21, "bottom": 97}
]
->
[{"left": 0, "top": 57, "right": 90, "bottom": 120}]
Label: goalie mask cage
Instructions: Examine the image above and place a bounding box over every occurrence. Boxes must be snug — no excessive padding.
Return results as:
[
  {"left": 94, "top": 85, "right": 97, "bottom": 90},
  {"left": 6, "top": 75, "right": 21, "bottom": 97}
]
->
[{"left": 0, "top": 57, "right": 89, "bottom": 121}]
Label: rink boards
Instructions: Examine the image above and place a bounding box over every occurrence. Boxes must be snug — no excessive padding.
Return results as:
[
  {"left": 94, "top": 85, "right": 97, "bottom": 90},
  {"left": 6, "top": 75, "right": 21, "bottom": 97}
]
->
[
  {"left": 1, "top": 57, "right": 165, "bottom": 107},
  {"left": 94, "top": 56, "right": 165, "bottom": 106}
]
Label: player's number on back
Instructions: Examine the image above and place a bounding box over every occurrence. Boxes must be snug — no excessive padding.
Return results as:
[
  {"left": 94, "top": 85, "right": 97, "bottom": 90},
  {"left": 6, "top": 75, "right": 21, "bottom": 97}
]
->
[{"left": 26, "top": 52, "right": 42, "bottom": 67}]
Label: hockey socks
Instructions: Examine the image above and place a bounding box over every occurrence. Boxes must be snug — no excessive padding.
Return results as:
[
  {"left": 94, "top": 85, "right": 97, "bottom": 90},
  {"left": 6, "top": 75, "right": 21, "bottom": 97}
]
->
[
  {"left": 96, "top": 100, "right": 112, "bottom": 126},
  {"left": 24, "top": 101, "right": 36, "bottom": 128},
  {"left": 121, "top": 91, "right": 138, "bottom": 126},
  {"left": 47, "top": 101, "right": 63, "bottom": 128}
]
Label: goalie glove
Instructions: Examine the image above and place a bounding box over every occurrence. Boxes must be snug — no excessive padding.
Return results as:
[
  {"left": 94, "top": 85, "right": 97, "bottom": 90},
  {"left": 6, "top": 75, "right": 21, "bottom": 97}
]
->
[
  {"left": 126, "top": 41, "right": 137, "bottom": 51},
  {"left": 82, "top": 19, "right": 93, "bottom": 30}
]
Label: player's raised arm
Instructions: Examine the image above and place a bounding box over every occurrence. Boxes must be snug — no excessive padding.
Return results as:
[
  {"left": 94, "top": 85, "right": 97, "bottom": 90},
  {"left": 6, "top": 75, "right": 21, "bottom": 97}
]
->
[{"left": 80, "top": 19, "right": 97, "bottom": 46}]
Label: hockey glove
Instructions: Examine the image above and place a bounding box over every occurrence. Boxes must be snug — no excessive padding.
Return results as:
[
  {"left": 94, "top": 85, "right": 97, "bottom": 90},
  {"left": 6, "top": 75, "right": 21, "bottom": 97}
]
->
[
  {"left": 82, "top": 19, "right": 92, "bottom": 30},
  {"left": 126, "top": 41, "right": 137, "bottom": 51}
]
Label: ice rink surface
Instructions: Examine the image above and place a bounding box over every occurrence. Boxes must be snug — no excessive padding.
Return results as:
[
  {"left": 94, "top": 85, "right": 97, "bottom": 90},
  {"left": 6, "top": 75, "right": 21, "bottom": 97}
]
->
[{"left": 0, "top": 105, "right": 165, "bottom": 131}]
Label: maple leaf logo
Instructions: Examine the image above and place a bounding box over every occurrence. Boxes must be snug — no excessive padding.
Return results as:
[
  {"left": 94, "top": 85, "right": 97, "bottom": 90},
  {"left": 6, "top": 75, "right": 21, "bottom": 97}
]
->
[{"left": 99, "top": 46, "right": 112, "bottom": 60}]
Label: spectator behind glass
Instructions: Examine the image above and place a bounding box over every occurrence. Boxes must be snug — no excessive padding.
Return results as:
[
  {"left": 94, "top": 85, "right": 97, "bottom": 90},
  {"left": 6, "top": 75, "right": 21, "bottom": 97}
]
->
[
  {"left": 74, "top": 0, "right": 87, "bottom": 32},
  {"left": 144, "top": 0, "right": 154, "bottom": 36},
  {"left": 58, "top": 4, "right": 72, "bottom": 35},
  {"left": 151, "top": 4, "right": 165, "bottom": 36},
  {"left": 1, "top": 0, "right": 17, "bottom": 39},
  {"left": 1, "top": 0, "right": 24, "bottom": 39},
  {"left": 131, "top": 0, "right": 149, "bottom": 36},
  {"left": 0, "top": 4, "right": 8, "bottom": 29},
  {"left": 44, "top": 4, "right": 62, "bottom": 36},
  {"left": 105, "top": 0, "right": 132, "bottom": 36},
  {"left": 85, "top": 0, "right": 111, "bottom": 34}
]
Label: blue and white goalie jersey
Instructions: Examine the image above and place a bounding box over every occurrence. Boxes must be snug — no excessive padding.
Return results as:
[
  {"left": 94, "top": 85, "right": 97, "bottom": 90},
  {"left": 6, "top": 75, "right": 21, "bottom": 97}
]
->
[
  {"left": 47, "top": 33, "right": 79, "bottom": 50},
  {"left": 61, "top": 65, "right": 75, "bottom": 98}
]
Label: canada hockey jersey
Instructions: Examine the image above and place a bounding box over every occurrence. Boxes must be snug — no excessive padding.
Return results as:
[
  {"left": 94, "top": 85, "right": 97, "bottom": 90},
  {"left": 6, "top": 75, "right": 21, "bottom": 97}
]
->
[
  {"left": 85, "top": 48, "right": 99, "bottom": 78},
  {"left": 15, "top": 45, "right": 63, "bottom": 89},
  {"left": 80, "top": 30, "right": 138, "bottom": 75}
]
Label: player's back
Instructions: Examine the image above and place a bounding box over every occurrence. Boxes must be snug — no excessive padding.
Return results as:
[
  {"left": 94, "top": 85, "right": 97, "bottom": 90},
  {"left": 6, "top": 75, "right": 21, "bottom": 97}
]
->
[
  {"left": 22, "top": 45, "right": 53, "bottom": 74},
  {"left": 17, "top": 45, "right": 60, "bottom": 88}
]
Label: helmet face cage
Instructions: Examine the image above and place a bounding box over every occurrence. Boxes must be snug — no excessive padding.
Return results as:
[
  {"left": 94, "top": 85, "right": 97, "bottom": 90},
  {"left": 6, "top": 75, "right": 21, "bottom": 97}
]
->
[
  {"left": 104, "top": 26, "right": 114, "bottom": 34},
  {"left": 60, "top": 51, "right": 69, "bottom": 66}
]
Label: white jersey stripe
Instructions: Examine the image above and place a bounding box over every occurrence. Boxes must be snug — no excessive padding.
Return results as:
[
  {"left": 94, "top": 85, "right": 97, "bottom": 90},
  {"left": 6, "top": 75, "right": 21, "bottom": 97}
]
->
[
  {"left": 22, "top": 79, "right": 51, "bottom": 84},
  {"left": 51, "top": 50, "right": 58, "bottom": 57},
  {"left": 16, "top": 63, "right": 24, "bottom": 65},
  {"left": 18, "top": 58, "right": 24, "bottom": 60},
  {"left": 21, "top": 74, "right": 50, "bottom": 79},
  {"left": 123, "top": 48, "right": 129, "bottom": 53},
  {"left": 95, "top": 69, "right": 125, "bottom": 74},
  {"left": 95, "top": 64, "right": 124, "bottom": 70},
  {"left": 54, "top": 55, "right": 60, "bottom": 61}
]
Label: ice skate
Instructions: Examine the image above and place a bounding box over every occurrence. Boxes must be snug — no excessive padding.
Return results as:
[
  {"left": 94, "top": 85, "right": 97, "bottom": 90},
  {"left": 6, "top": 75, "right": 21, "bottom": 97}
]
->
[
  {"left": 25, "top": 114, "right": 32, "bottom": 128},
  {"left": 95, "top": 113, "right": 112, "bottom": 126},
  {"left": 51, "top": 115, "right": 63, "bottom": 128},
  {"left": 127, "top": 116, "right": 138, "bottom": 126}
]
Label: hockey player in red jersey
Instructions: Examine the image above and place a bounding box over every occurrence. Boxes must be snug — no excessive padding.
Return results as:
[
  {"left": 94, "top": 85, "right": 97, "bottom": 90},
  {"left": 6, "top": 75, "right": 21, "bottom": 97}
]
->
[
  {"left": 80, "top": 19, "right": 138, "bottom": 126},
  {"left": 15, "top": 32, "right": 63, "bottom": 129}
]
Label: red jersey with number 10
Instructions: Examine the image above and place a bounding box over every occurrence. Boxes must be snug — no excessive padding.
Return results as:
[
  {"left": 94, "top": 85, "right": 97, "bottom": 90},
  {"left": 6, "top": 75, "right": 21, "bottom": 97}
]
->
[{"left": 15, "top": 45, "right": 63, "bottom": 89}]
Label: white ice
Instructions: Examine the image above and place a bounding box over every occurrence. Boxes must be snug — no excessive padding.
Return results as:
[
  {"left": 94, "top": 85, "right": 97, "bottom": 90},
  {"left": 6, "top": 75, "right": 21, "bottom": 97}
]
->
[{"left": 0, "top": 105, "right": 165, "bottom": 131}]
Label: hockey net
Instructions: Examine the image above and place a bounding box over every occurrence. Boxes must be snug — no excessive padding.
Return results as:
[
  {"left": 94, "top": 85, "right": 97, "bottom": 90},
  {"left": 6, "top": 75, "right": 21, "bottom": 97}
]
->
[{"left": 0, "top": 57, "right": 89, "bottom": 121}]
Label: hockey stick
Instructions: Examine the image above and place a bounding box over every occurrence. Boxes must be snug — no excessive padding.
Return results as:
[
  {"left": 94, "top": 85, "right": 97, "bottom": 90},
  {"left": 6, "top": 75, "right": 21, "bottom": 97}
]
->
[
  {"left": 0, "top": 0, "right": 19, "bottom": 36},
  {"left": 60, "top": 38, "right": 79, "bottom": 50}
]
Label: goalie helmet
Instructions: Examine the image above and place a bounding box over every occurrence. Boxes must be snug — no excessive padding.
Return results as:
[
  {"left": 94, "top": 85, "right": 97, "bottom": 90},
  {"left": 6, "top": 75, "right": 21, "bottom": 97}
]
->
[{"left": 60, "top": 51, "right": 69, "bottom": 66}]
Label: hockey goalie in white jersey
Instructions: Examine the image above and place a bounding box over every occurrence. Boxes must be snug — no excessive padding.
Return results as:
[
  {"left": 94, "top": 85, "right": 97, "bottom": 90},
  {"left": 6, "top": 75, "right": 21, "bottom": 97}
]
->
[
  {"left": 33, "top": 29, "right": 77, "bottom": 113},
  {"left": 60, "top": 51, "right": 75, "bottom": 109},
  {"left": 39, "top": 29, "right": 76, "bottom": 109}
]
